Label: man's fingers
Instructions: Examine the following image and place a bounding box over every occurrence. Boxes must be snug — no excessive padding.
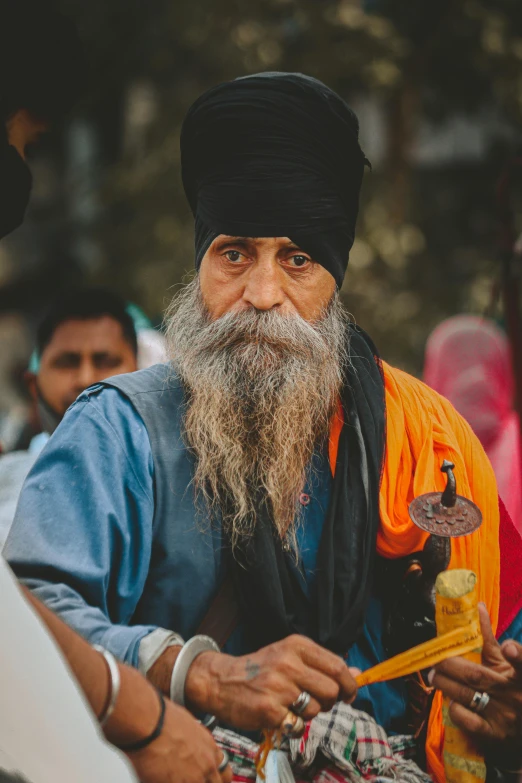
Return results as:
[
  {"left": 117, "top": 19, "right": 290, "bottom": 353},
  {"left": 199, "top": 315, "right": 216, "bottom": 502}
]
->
[
  {"left": 295, "top": 668, "right": 342, "bottom": 711},
  {"left": 339, "top": 668, "right": 359, "bottom": 703},
  {"left": 297, "top": 637, "right": 346, "bottom": 673},
  {"left": 297, "top": 640, "right": 357, "bottom": 702},
  {"left": 220, "top": 765, "right": 233, "bottom": 783},
  {"left": 448, "top": 701, "right": 496, "bottom": 741},
  {"left": 501, "top": 640, "right": 522, "bottom": 673},
  {"left": 478, "top": 603, "right": 504, "bottom": 667},
  {"left": 207, "top": 766, "right": 223, "bottom": 783},
  {"left": 479, "top": 603, "right": 497, "bottom": 648},
  {"left": 435, "top": 657, "right": 507, "bottom": 693},
  {"left": 291, "top": 692, "right": 322, "bottom": 721},
  {"left": 214, "top": 747, "right": 233, "bottom": 783},
  {"left": 432, "top": 671, "right": 484, "bottom": 710},
  {"left": 432, "top": 671, "right": 515, "bottom": 743}
]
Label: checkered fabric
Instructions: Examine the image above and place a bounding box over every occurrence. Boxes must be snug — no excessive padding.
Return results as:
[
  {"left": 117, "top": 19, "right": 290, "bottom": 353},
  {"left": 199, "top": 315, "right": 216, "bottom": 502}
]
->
[
  {"left": 213, "top": 728, "right": 258, "bottom": 782},
  {"left": 214, "top": 702, "right": 433, "bottom": 783}
]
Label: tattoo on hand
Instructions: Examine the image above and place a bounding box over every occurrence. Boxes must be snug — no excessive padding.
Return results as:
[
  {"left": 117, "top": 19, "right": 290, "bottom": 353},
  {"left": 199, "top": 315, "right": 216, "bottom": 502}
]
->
[{"left": 245, "top": 659, "right": 261, "bottom": 680}]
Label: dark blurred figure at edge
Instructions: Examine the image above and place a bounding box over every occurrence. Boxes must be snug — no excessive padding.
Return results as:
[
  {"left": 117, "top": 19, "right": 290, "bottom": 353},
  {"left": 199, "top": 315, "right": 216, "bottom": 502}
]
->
[{"left": 0, "top": 3, "right": 231, "bottom": 783}]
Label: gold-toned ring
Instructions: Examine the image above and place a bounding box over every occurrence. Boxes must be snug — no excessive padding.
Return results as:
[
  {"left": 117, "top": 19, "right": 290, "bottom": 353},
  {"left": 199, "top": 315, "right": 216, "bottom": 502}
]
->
[{"left": 280, "top": 710, "right": 305, "bottom": 737}]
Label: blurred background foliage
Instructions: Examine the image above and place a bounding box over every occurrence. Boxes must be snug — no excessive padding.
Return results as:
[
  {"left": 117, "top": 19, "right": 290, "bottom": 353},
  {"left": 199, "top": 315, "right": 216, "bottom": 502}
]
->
[{"left": 3, "top": 0, "right": 522, "bottom": 387}]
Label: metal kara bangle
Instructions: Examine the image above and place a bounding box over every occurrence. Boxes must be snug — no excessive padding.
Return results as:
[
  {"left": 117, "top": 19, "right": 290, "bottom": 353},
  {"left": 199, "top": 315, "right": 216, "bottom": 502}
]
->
[
  {"left": 93, "top": 644, "right": 121, "bottom": 727},
  {"left": 170, "top": 635, "right": 220, "bottom": 706}
]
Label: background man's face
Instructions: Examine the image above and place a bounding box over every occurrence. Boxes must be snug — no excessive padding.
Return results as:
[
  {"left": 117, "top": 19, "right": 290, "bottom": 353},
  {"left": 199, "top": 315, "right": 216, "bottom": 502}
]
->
[
  {"left": 199, "top": 235, "right": 336, "bottom": 322},
  {"left": 34, "top": 315, "right": 137, "bottom": 417}
]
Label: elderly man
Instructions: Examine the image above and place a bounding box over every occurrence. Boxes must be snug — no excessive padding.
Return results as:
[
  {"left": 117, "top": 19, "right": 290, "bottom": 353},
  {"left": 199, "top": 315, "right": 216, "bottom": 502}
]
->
[{"left": 6, "top": 73, "right": 522, "bottom": 781}]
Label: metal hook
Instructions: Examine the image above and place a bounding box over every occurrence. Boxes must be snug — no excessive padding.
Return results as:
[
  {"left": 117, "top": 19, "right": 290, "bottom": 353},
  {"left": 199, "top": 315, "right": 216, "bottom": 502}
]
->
[{"left": 440, "top": 460, "right": 456, "bottom": 508}]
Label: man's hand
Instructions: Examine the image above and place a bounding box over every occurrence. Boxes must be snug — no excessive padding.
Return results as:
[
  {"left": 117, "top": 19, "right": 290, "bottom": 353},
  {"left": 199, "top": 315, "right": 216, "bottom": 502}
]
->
[
  {"left": 431, "top": 603, "right": 522, "bottom": 749},
  {"left": 182, "top": 634, "right": 358, "bottom": 731},
  {"left": 128, "top": 700, "right": 232, "bottom": 783}
]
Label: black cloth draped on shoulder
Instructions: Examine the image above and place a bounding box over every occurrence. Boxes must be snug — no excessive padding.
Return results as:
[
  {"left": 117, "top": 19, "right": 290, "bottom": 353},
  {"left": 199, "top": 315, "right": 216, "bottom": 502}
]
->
[{"left": 230, "top": 325, "right": 386, "bottom": 655}]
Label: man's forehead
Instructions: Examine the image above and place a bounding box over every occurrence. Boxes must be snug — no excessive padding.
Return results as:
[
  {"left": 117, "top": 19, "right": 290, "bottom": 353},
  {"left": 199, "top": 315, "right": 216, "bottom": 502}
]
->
[
  {"left": 213, "top": 235, "right": 299, "bottom": 247},
  {"left": 42, "top": 316, "right": 126, "bottom": 353}
]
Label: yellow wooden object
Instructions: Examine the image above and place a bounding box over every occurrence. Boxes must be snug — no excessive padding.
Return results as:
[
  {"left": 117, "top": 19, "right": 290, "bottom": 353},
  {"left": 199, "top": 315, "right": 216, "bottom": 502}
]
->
[{"left": 435, "top": 569, "right": 486, "bottom": 783}]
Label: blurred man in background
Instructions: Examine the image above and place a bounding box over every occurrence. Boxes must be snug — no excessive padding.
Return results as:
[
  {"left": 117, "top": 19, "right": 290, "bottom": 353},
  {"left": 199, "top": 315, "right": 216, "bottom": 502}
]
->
[
  {"left": 27, "top": 288, "right": 138, "bottom": 441},
  {"left": 12, "top": 292, "right": 165, "bottom": 455},
  {"left": 0, "top": 289, "right": 138, "bottom": 548}
]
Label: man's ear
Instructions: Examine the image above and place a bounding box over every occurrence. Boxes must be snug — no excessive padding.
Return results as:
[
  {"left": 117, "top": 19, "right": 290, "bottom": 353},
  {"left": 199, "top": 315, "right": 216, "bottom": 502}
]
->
[{"left": 24, "top": 371, "right": 38, "bottom": 402}]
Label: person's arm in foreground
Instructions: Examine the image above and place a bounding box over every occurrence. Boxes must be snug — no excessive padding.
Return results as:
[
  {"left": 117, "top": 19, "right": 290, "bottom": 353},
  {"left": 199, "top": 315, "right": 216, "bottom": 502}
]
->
[
  {"left": 23, "top": 586, "right": 231, "bottom": 783},
  {"left": 5, "top": 388, "right": 159, "bottom": 665}
]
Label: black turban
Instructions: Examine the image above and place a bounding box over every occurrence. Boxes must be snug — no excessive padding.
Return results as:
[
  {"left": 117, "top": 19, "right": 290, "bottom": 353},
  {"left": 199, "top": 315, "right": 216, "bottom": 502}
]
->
[{"left": 181, "top": 72, "right": 368, "bottom": 288}]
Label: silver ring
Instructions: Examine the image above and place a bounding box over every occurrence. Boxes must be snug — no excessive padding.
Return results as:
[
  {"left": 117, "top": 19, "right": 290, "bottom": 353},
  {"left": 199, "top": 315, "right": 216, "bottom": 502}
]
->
[
  {"left": 469, "top": 690, "right": 490, "bottom": 714},
  {"left": 218, "top": 750, "right": 230, "bottom": 773},
  {"left": 291, "top": 691, "right": 311, "bottom": 715}
]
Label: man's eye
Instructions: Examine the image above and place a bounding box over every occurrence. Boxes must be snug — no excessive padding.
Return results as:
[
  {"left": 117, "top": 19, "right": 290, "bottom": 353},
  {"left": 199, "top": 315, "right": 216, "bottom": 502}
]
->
[
  {"left": 95, "top": 357, "right": 122, "bottom": 370},
  {"left": 287, "top": 255, "right": 310, "bottom": 267},
  {"left": 224, "top": 250, "right": 244, "bottom": 263},
  {"left": 52, "top": 356, "right": 80, "bottom": 369}
]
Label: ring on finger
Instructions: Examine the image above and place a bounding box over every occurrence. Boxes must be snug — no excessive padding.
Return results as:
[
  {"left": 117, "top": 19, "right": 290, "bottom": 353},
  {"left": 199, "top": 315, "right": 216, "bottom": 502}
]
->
[
  {"left": 218, "top": 750, "right": 230, "bottom": 773},
  {"left": 291, "top": 691, "right": 311, "bottom": 715},
  {"left": 280, "top": 710, "right": 305, "bottom": 737},
  {"left": 469, "top": 690, "right": 490, "bottom": 714}
]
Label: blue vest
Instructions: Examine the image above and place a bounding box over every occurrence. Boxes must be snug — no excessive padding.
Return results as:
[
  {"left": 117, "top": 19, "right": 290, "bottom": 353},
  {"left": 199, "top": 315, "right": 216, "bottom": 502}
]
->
[{"left": 104, "top": 364, "right": 237, "bottom": 644}]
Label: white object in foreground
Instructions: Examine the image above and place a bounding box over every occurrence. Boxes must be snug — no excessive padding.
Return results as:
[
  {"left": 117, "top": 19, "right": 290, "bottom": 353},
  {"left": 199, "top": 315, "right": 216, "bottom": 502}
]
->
[{"left": 0, "top": 556, "right": 136, "bottom": 783}]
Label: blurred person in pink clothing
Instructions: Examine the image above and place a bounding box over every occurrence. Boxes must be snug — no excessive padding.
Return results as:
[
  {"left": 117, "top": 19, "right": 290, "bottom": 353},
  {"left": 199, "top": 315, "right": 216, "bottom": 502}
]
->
[{"left": 424, "top": 314, "right": 522, "bottom": 532}]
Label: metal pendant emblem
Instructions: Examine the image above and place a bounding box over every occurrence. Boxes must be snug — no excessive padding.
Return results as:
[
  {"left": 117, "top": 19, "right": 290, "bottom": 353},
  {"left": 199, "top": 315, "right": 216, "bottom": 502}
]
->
[{"left": 408, "top": 460, "right": 482, "bottom": 538}]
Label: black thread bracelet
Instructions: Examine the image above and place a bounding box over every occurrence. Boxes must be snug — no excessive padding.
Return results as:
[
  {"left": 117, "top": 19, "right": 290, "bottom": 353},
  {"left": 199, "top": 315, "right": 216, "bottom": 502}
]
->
[{"left": 118, "top": 689, "right": 166, "bottom": 753}]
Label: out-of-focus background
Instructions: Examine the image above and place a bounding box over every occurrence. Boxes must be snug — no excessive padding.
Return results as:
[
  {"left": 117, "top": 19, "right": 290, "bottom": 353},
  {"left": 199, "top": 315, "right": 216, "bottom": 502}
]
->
[{"left": 2, "top": 0, "right": 522, "bottom": 441}]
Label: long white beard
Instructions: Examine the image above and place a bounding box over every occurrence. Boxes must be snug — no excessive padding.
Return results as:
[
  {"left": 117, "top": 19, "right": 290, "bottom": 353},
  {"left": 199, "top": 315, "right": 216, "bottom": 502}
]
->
[{"left": 165, "top": 278, "right": 349, "bottom": 548}]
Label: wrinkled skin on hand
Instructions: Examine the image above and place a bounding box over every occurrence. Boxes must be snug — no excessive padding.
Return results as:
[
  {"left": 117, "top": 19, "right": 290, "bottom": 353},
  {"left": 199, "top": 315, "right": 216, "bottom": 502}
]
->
[{"left": 186, "top": 634, "right": 359, "bottom": 732}]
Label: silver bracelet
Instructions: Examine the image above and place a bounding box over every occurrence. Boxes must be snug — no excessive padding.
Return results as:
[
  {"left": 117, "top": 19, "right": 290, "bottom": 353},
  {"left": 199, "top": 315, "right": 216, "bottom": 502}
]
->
[
  {"left": 93, "top": 644, "right": 121, "bottom": 727},
  {"left": 169, "top": 635, "right": 220, "bottom": 706}
]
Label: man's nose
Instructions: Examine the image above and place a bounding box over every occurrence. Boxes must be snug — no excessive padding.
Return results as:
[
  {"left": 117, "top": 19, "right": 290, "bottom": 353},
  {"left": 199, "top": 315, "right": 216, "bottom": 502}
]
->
[
  {"left": 76, "top": 360, "right": 98, "bottom": 392},
  {"left": 242, "top": 259, "right": 286, "bottom": 311}
]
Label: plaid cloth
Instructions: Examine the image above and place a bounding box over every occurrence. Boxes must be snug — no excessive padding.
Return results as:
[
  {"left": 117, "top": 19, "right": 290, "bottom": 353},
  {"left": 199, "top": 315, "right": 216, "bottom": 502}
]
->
[{"left": 214, "top": 703, "right": 433, "bottom": 783}]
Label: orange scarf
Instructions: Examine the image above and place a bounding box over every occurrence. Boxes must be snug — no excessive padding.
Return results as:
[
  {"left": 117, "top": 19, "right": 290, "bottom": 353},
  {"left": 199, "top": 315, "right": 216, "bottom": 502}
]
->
[{"left": 329, "top": 361, "right": 500, "bottom": 783}]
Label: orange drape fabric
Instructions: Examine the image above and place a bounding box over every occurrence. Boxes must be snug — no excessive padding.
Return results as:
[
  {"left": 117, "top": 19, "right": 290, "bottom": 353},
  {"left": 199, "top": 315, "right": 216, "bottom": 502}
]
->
[{"left": 329, "top": 361, "right": 500, "bottom": 783}]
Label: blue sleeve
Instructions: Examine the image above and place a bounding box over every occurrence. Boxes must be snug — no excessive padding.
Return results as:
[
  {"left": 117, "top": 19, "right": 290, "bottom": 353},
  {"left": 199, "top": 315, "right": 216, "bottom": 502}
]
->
[{"left": 4, "top": 385, "right": 156, "bottom": 666}]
